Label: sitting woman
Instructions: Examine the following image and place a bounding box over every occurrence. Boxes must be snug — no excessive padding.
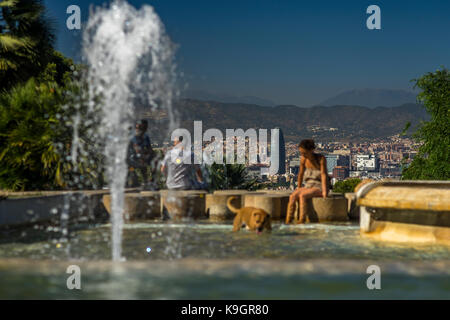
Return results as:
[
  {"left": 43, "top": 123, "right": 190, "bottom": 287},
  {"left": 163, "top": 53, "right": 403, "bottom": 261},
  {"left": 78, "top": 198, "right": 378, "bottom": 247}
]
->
[{"left": 286, "top": 139, "right": 330, "bottom": 224}]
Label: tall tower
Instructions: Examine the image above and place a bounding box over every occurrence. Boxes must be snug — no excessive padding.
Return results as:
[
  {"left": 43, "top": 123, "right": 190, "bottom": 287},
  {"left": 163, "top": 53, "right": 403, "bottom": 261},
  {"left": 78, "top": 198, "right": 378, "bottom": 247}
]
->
[{"left": 275, "top": 127, "right": 286, "bottom": 174}]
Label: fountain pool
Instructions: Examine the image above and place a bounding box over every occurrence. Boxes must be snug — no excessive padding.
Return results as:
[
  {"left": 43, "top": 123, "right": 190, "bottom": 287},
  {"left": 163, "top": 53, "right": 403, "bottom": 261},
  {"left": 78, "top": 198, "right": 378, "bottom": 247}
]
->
[{"left": 0, "top": 221, "right": 449, "bottom": 299}]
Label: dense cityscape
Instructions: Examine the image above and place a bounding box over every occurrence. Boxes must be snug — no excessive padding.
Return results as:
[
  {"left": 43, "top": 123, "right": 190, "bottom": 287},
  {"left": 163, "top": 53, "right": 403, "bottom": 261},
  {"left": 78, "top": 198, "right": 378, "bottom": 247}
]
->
[
  {"left": 281, "top": 134, "right": 419, "bottom": 187},
  {"left": 153, "top": 128, "right": 420, "bottom": 189}
]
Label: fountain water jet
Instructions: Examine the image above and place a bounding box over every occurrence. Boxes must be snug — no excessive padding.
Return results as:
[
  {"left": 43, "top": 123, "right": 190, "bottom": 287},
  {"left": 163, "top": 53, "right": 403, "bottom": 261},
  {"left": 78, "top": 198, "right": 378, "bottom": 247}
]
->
[{"left": 81, "top": 0, "right": 177, "bottom": 261}]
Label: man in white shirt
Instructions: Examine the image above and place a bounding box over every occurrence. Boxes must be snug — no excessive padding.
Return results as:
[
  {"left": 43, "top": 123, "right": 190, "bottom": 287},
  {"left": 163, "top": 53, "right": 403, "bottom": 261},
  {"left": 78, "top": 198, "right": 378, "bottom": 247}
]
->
[{"left": 161, "top": 136, "right": 203, "bottom": 190}]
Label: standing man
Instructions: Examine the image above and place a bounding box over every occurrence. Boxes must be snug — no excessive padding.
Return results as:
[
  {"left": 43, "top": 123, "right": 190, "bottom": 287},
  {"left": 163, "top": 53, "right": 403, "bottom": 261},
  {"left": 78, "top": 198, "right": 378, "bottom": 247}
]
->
[
  {"left": 127, "top": 119, "right": 155, "bottom": 188},
  {"left": 161, "top": 136, "right": 203, "bottom": 190}
]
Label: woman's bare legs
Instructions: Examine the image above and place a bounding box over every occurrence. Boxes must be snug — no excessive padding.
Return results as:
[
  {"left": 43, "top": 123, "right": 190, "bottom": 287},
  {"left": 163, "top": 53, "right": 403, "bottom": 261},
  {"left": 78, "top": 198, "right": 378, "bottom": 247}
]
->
[
  {"left": 286, "top": 188, "right": 306, "bottom": 224},
  {"left": 297, "top": 188, "right": 322, "bottom": 224},
  {"left": 285, "top": 200, "right": 296, "bottom": 224}
]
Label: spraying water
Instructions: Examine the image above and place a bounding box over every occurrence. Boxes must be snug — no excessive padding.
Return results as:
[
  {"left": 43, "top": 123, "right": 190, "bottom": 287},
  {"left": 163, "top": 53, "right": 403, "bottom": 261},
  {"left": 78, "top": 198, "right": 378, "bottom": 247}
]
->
[{"left": 81, "top": 0, "right": 177, "bottom": 261}]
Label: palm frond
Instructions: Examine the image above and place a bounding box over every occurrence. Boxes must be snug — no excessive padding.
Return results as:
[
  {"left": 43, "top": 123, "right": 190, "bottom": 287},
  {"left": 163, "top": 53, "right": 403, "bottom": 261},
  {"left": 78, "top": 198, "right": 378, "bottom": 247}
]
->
[
  {"left": 0, "top": 0, "right": 18, "bottom": 7},
  {"left": 0, "top": 34, "right": 31, "bottom": 50}
]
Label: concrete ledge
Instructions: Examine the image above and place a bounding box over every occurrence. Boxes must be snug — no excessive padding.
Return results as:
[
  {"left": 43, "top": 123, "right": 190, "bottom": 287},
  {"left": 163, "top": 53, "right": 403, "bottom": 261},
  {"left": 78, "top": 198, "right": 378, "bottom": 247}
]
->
[
  {"left": 256, "top": 189, "right": 292, "bottom": 195},
  {"left": 0, "top": 188, "right": 139, "bottom": 199},
  {"left": 0, "top": 191, "right": 109, "bottom": 228},
  {"left": 2, "top": 188, "right": 354, "bottom": 227},
  {"left": 213, "top": 190, "right": 253, "bottom": 195}
]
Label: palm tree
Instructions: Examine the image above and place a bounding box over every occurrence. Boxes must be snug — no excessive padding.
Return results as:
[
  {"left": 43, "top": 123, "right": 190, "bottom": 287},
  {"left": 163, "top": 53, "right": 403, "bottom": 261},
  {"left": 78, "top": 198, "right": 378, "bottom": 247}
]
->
[
  {"left": 208, "top": 161, "right": 257, "bottom": 191},
  {"left": 0, "top": 0, "right": 55, "bottom": 89},
  {"left": 0, "top": 78, "right": 65, "bottom": 190}
]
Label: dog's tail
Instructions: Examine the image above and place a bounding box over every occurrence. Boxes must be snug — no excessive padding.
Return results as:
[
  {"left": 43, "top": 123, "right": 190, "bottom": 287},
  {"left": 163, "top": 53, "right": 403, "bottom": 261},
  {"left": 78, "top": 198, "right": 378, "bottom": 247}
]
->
[{"left": 227, "top": 196, "right": 240, "bottom": 214}]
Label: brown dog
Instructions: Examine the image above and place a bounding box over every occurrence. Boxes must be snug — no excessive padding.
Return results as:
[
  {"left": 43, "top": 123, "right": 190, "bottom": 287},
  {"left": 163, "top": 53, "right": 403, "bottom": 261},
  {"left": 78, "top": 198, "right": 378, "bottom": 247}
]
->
[{"left": 227, "top": 196, "right": 272, "bottom": 233}]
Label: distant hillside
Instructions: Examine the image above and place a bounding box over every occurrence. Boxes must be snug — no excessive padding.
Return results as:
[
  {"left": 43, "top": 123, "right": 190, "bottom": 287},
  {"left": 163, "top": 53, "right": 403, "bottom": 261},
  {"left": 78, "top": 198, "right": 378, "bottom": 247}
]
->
[
  {"left": 182, "top": 90, "right": 276, "bottom": 106},
  {"left": 140, "top": 99, "right": 428, "bottom": 143},
  {"left": 319, "top": 89, "right": 417, "bottom": 108}
]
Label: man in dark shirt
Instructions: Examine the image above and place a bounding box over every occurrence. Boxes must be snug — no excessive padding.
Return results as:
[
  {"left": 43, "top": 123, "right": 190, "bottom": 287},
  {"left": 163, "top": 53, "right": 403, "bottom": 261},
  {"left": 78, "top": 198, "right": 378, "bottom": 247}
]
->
[{"left": 127, "top": 120, "right": 155, "bottom": 188}]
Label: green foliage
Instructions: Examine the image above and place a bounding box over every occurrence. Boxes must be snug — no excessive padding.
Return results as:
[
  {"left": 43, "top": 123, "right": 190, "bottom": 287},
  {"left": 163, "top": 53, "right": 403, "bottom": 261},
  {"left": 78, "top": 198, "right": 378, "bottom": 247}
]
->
[
  {"left": 402, "top": 67, "right": 450, "bottom": 180},
  {"left": 0, "top": 0, "right": 64, "bottom": 89},
  {"left": 332, "top": 178, "right": 361, "bottom": 194},
  {"left": 0, "top": 73, "right": 106, "bottom": 191},
  {"left": 207, "top": 161, "right": 257, "bottom": 191},
  {"left": 0, "top": 78, "right": 68, "bottom": 190},
  {"left": 0, "top": 0, "right": 105, "bottom": 191}
]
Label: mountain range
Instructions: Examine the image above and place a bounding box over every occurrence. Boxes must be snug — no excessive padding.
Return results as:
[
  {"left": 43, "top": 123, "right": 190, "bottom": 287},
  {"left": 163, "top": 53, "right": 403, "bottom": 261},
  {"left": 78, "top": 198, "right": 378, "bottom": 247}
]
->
[
  {"left": 183, "top": 88, "right": 418, "bottom": 108},
  {"left": 182, "top": 90, "right": 276, "bottom": 106},
  {"left": 142, "top": 99, "right": 428, "bottom": 143},
  {"left": 319, "top": 89, "right": 417, "bottom": 108}
]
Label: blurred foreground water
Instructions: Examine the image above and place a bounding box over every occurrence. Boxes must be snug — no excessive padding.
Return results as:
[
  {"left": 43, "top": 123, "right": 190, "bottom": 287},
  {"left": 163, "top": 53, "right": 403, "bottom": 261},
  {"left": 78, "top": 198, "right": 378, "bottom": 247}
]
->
[{"left": 0, "top": 222, "right": 449, "bottom": 299}]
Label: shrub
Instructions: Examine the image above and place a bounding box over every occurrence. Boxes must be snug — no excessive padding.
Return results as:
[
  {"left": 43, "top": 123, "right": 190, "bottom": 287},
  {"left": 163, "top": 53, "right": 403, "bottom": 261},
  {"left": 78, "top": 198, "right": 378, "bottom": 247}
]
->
[
  {"left": 402, "top": 67, "right": 450, "bottom": 180},
  {"left": 332, "top": 178, "right": 361, "bottom": 194},
  {"left": 207, "top": 162, "right": 257, "bottom": 191},
  {"left": 0, "top": 78, "right": 68, "bottom": 190}
]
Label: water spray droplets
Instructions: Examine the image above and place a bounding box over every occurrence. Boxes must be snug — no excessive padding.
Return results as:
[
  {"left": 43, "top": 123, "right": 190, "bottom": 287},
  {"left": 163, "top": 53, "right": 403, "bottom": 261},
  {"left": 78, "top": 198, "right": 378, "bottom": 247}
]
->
[{"left": 81, "top": 0, "right": 177, "bottom": 261}]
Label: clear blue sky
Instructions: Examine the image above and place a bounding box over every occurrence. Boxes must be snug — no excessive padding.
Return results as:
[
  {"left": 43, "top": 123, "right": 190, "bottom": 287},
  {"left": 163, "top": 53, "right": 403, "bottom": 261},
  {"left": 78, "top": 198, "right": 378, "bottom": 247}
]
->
[{"left": 45, "top": 0, "right": 450, "bottom": 106}]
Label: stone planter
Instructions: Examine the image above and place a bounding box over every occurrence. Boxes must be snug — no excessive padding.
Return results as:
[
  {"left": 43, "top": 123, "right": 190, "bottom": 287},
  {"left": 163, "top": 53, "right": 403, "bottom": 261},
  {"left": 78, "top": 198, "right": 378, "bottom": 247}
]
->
[
  {"left": 304, "top": 196, "right": 349, "bottom": 222},
  {"left": 160, "top": 190, "right": 207, "bottom": 220},
  {"left": 287, "top": 194, "right": 348, "bottom": 223},
  {"left": 102, "top": 191, "right": 161, "bottom": 221},
  {"left": 205, "top": 194, "right": 241, "bottom": 221},
  {"left": 212, "top": 190, "right": 259, "bottom": 207},
  {"left": 244, "top": 194, "right": 289, "bottom": 220}
]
